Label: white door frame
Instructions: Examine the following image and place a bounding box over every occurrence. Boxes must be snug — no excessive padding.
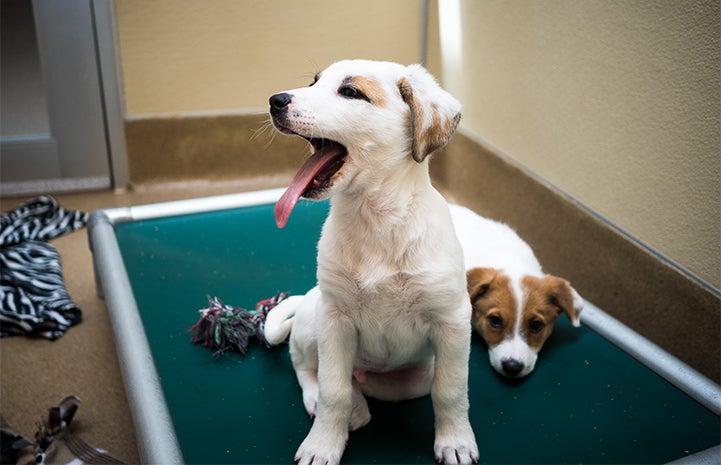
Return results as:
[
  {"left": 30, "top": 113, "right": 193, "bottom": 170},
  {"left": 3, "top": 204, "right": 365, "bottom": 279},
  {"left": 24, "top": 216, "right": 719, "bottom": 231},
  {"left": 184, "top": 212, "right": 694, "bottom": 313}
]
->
[{"left": 1, "top": 0, "right": 127, "bottom": 196}]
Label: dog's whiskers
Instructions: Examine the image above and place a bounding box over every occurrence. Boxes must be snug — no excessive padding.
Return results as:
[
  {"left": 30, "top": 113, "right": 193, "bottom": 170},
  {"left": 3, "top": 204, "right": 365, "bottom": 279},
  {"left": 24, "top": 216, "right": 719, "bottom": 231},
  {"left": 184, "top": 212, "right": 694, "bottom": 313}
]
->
[{"left": 251, "top": 119, "right": 279, "bottom": 149}]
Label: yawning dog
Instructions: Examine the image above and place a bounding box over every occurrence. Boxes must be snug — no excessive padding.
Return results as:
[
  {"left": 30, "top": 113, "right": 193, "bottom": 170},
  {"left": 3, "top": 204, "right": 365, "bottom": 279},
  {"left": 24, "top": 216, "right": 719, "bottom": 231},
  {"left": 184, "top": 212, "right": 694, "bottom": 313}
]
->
[
  {"left": 266, "top": 60, "right": 478, "bottom": 465},
  {"left": 452, "top": 205, "right": 584, "bottom": 378}
]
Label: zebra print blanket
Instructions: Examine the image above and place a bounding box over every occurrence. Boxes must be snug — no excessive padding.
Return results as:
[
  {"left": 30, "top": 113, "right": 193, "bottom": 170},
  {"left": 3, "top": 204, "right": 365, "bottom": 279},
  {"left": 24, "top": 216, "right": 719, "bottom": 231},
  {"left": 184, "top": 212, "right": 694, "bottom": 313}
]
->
[{"left": 0, "top": 196, "right": 88, "bottom": 339}]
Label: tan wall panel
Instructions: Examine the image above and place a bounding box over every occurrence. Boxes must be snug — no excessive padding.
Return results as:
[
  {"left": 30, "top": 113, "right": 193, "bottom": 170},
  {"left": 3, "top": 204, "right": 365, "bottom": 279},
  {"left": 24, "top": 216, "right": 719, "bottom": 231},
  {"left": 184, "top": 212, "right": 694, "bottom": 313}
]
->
[
  {"left": 115, "top": 0, "right": 422, "bottom": 115},
  {"left": 433, "top": 130, "right": 720, "bottom": 382},
  {"left": 431, "top": 0, "right": 720, "bottom": 288}
]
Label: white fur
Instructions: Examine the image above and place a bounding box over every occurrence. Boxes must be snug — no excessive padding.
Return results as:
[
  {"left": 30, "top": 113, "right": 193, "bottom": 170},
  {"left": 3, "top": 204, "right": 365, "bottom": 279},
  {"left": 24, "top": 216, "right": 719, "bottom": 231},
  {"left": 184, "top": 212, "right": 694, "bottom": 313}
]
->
[
  {"left": 451, "top": 205, "right": 583, "bottom": 378},
  {"left": 451, "top": 205, "right": 542, "bottom": 278},
  {"left": 273, "top": 205, "right": 585, "bottom": 380},
  {"left": 451, "top": 205, "right": 541, "bottom": 376},
  {"left": 267, "top": 60, "right": 478, "bottom": 465}
]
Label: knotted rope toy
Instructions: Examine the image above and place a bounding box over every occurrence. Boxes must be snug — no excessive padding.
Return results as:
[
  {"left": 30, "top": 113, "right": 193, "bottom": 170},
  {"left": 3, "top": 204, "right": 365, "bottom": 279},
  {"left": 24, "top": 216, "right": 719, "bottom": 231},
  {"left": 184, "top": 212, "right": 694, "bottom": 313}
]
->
[{"left": 189, "top": 292, "right": 289, "bottom": 357}]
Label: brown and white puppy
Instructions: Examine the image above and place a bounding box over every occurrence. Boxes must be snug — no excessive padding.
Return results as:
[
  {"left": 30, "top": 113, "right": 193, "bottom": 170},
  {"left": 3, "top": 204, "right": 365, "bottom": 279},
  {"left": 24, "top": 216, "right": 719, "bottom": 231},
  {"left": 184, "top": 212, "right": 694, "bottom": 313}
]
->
[
  {"left": 265, "top": 60, "right": 478, "bottom": 465},
  {"left": 451, "top": 205, "right": 584, "bottom": 378}
]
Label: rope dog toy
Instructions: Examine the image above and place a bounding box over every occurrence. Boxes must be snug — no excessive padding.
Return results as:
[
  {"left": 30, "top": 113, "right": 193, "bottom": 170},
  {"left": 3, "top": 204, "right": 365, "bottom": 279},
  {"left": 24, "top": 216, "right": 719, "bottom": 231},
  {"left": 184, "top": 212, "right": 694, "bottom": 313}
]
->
[{"left": 190, "top": 292, "right": 289, "bottom": 357}]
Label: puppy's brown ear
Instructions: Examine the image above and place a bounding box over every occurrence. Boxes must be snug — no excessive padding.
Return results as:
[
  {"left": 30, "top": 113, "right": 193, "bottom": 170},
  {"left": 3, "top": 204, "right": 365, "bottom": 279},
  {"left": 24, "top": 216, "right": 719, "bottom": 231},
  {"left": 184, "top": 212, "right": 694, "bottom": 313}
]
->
[
  {"left": 467, "top": 267, "right": 497, "bottom": 301},
  {"left": 544, "top": 276, "right": 584, "bottom": 327},
  {"left": 398, "top": 65, "right": 462, "bottom": 163}
]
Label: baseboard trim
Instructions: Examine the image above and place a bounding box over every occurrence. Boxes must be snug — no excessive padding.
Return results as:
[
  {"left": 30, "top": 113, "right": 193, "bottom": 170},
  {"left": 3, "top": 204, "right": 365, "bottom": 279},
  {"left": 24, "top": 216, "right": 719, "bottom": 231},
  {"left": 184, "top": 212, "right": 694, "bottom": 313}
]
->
[
  {"left": 124, "top": 111, "right": 305, "bottom": 186},
  {"left": 1, "top": 175, "right": 111, "bottom": 196}
]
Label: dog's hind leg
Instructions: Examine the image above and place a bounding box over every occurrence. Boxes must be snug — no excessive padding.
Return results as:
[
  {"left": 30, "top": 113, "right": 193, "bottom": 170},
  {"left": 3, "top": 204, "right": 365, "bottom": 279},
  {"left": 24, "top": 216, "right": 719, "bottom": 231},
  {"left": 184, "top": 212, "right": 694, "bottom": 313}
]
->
[
  {"left": 290, "top": 337, "right": 321, "bottom": 418},
  {"left": 297, "top": 368, "right": 370, "bottom": 430},
  {"left": 287, "top": 287, "right": 324, "bottom": 417},
  {"left": 296, "top": 368, "right": 320, "bottom": 418},
  {"left": 349, "top": 380, "right": 371, "bottom": 431}
]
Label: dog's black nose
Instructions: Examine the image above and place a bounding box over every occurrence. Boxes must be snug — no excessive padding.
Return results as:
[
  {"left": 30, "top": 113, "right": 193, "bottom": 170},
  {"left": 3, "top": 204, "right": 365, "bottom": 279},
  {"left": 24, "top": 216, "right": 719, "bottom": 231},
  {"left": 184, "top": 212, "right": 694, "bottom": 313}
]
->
[
  {"left": 501, "top": 359, "right": 524, "bottom": 377},
  {"left": 269, "top": 93, "right": 292, "bottom": 111}
]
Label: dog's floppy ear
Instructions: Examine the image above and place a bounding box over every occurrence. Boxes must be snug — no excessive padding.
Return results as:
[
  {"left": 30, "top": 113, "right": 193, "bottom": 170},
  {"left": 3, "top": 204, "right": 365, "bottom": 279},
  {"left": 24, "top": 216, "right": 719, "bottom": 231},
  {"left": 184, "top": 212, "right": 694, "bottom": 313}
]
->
[
  {"left": 544, "top": 276, "right": 584, "bottom": 327},
  {"left": 467, "top": 267, "right": 497, "bottom": 301},
  {"left": 398, "top": 65, "right": 462, "bottom": 163}
]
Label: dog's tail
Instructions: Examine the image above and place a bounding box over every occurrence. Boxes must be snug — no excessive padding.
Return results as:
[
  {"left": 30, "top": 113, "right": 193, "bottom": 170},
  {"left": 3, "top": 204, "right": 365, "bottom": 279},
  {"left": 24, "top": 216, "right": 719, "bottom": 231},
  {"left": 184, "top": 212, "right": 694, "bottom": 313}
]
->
[{"left": 263, "top": 295, "right": 303, "bottom": 345}]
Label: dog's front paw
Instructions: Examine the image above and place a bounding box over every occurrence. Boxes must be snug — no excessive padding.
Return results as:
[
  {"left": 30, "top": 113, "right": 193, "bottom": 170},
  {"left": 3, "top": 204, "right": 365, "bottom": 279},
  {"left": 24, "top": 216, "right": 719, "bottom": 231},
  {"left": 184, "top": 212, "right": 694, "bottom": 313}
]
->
[
  {"left": 434, "top": 427, "right": 479, "bottom": 465},
  {"left": 295, "top": 424, "right": 347, "bottom": 465}
]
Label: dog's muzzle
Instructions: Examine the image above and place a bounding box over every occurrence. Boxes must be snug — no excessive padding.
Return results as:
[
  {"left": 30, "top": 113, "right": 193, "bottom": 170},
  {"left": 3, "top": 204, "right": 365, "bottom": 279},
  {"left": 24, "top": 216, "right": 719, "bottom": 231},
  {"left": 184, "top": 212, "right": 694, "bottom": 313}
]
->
[{"left": 268, "top": 91, "right": 348, "bottom": 229}]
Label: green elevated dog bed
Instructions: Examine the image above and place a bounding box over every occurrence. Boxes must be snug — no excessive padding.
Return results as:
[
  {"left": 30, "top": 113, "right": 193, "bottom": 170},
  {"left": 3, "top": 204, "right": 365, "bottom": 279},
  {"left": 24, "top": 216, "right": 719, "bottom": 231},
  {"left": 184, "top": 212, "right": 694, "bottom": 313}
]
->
[{"left": 88, "top": 189, "right": 720, "bottom": 464}]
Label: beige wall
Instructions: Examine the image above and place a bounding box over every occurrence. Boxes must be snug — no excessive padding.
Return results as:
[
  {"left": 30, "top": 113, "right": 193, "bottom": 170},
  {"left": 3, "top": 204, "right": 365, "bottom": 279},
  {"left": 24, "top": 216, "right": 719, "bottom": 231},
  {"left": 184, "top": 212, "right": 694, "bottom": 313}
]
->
[
  {"left": 115, "top": 0, "right": 720, "bottom": 289},
  {"left": 428, "top": 0, "right": 720, "bottom": 288},
  {"left": 115, "top": 0, "right": 422, "bottom": 115}
]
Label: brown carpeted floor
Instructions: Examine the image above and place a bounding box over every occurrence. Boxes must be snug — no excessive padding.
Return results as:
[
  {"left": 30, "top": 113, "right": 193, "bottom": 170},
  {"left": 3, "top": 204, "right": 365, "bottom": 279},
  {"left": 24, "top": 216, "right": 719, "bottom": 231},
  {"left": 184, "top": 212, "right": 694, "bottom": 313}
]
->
[{"left": 0, "top": 178, "right": 286, "bottom": 464}]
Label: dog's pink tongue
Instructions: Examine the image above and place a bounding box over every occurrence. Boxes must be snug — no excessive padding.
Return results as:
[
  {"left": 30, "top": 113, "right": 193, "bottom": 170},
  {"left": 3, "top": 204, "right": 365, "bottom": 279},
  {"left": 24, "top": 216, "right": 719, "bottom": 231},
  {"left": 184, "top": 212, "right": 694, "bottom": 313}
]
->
[{"left": 274, "top": 144, "right": 343, "bottom": 228}]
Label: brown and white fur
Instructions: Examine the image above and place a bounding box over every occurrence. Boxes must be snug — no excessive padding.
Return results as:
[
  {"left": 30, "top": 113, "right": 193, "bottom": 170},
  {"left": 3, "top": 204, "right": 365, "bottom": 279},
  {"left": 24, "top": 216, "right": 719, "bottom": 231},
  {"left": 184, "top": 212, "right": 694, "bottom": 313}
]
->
[
  {"left": 452, "top": 205, "right": 584, "bottom": 378},
  {"left": 266, "top": 60, "right": 478, "bottom": 465}
]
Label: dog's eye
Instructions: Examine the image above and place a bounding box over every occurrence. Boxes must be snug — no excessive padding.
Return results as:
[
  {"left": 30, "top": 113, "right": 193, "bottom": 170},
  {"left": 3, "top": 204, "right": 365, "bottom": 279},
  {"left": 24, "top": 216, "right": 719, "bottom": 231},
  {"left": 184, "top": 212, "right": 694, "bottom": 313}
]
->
[
  {"left": 338, "top": 85, "right": 370, "bottom": 102},
  {"left": 487, "top": 315, "right": 504, "bottom": 329},
  {"left": 528, "top": 319, "right": 545, "bottom": 334}
]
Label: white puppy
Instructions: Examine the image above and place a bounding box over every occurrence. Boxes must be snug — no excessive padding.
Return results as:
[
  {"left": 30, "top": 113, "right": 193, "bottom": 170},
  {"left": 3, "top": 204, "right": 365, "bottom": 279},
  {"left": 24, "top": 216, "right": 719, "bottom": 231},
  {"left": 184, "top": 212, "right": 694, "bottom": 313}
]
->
[
  {"left": 452, "top": 205, "right": 584, "bottom": 378},
  {"left": 266, "top": 60, "right": 478, "bottom": 465}
]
